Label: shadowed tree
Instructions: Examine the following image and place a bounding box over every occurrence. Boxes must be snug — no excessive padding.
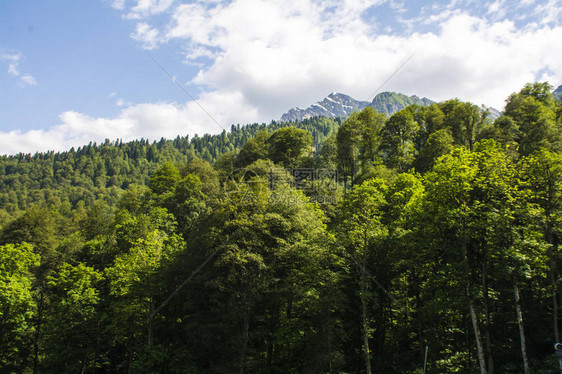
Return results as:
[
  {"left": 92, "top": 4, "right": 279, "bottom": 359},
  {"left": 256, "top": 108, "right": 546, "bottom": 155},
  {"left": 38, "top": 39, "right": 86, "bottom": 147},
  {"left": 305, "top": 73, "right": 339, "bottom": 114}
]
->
[
  {"left": 504, "top": 82, "right": 560, "bottom": 156},
  {"left": 381, "top": 108, "right": 419, "bottom": 171},
  {"left": 337, "top": 178, "right": 388, "bottom": 374},
  {"left": 267, "top": 126, "right": 312, "bottom": 168},
  {"left": 236, "top": 130, "right": 270, "bottom": 168}
]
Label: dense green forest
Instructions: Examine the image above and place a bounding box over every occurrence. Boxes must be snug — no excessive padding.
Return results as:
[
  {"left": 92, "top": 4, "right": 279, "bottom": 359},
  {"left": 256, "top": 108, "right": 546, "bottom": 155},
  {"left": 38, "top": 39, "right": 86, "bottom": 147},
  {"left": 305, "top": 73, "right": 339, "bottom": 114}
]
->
[
  {"left": 1, "top": 82, "right": 562, "bottom": 373},
  {"left": 0, "top": 116, "right": 341, "bottom": 216}
]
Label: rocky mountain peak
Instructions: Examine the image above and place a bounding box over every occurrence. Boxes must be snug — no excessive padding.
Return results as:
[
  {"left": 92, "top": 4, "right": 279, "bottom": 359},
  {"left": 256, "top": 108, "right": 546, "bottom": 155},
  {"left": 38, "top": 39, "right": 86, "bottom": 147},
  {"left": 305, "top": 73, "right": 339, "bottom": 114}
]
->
[
  {"left": 554, "top": 84, "right": 562, "bottom": 101},
  {"left": 280, "top": 91, "right": 435, "bottom": 122}
]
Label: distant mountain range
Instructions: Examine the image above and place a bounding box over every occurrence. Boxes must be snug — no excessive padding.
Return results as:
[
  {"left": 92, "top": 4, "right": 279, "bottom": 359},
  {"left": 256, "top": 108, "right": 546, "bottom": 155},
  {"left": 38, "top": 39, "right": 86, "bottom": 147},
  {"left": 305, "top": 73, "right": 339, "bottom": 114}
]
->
[
  {"left": 279, "top": 92, "right": 432, "bottom": 122},
  {"left": 280, "top": 91, "right": 503, "bottom": 122},
  {"left": 554, "top": 84, "right": 562, "bottom": 101}
]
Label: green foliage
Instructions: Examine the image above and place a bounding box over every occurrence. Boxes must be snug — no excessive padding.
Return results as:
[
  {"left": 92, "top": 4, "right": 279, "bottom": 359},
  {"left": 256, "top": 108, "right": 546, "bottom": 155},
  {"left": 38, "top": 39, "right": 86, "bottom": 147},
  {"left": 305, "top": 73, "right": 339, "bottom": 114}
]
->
[
  {"left": 336, "top": 107, "right": 386, "bottom": 186},
  {"left": 554, "top": 84, "right": 562, "bottom": 101},
  {"left": 339, "top": 178, "right": 387, "bottom": 249},
  {"left": 382, "top": 108, "right": 419, "bottom": 171},
  {"left": 440, "top": 99, "right": 489, "bottom": 150},
  {"left": 105, "top": 228, "right": 185, "bottom": 372},
  {"left": 415, "top": 128, "right": 454, "bottom": 172},
  {"left": 267, "top": 126, "right": 313, "bottom": 168},
  {"left": 1, "top": 83, "right": 562, "bottom": 373},
  {"left": 0, "top": 243, "right": 39, "bottom": 371},
  {"left": 357, "top": 107, "right": 387, "bottom": 165},
  {"left": 316, "top": 133, "right": 338, "bottom": 169},
  {"left": 235, "top": 130, "right": 271, "bottom": 168},
  {"left": 0, "top": 117, "right": 341, "bottom": 213},
  {"left": 43, "top": 263, "right": 103, "bottom": 372},
  {"left": 78, "top": 199, "right": 113, "bottom": 240},
  {"left": 371, "top": 91, "right": 433, "bottom": 117},
  {"left": 148, "top": 162, "right": 181, "bottom": 195},
  {"left": 163, "top": 182, "right": 341, "bottom": 373},
  {"left": 504, "top": 82, "right": 560, "bottom": 156},
  {"left": 385, "top": 172, "right": 424, "bottom": 228}
]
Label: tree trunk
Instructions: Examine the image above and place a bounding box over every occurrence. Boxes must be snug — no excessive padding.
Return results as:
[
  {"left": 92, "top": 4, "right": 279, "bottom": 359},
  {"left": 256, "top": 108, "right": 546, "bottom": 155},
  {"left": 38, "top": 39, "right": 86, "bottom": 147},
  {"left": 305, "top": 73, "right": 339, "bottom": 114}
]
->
[
  {"left": 127, "top": 345, "right": 133, "bottom": 374},
  {"left": 91, "top": 350, "right": 97, "bottom": 374},
  {"left": 239, "top": 307, "right": 250, "bottom": 374},
  {"left": 482, "top": 261, "right": 494, "bottom": 373},
  {"left": 468, "top": 294, "right": 487, "bottom": 374},
  {"left": 513, "top": 278, "right": 530, "bottom": 374},
  {"left": 327, "top": 325, "right": 333, "bottom": 374},
  {"left": 377, "top": 301, "right": 386, "bottom": 371},
  {"left": 463, "top": 242, "right": 487, "bottom": 374},
  {"left": 148, "top": 297, "right": 154, "bottom": 346},
  {"left": 415, "top": 279, "right": 425, "bottom": 363},
  {"left": 351, "top": 158, "right": 356, "bottom": 187},
  {"left": 360, "top": 284, "right": 372, "bottom": 374},
  {"left": 360, "top": 228, "right": 372, "bottom": 374},
  {"left": 267, "top": 302, "right": 280, "bottom": 373},
  {"left": 546, "top": 212, "right": 559, "bottom": 342},
  {"left": 466, "top": 316, "right": 472, "bottom": 371},
  {"left": 551, "top": 265, "right": 559, "bottom": 343},
  {"left": 32, "top": 291, "right": 44, "bottom": 374}
]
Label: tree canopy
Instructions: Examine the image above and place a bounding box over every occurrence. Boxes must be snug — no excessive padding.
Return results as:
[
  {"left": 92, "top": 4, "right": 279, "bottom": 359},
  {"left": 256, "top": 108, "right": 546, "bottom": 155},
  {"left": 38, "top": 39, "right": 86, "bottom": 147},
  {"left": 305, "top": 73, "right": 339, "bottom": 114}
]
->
[{"left": 1, "top": 82, "right": 562, "bottom": 373}]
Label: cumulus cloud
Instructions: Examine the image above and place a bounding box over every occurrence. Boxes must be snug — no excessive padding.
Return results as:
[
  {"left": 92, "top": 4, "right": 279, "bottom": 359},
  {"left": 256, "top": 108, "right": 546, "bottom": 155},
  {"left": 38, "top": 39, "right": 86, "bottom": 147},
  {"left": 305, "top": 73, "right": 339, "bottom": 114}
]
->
[
  {"left": 0, "top": 92, "right": 257, "bottom": 154},
  {"left": 4, "top": 0, "right": 562, "bottom": 155},
  {"left": 125, "top": 0, "right": 175, "bottom": 19},
  {"left": 130, "top": 22, "right": 161, "bottom": 49},
  {"left": 109, "top": 0, "right": 175, "bottom": 18},
  {"left": 134, "top": 0, "right": 562, "bottom": 115},
  {"left": 110, "top": 0, "right": 125, "bottom": 10}
]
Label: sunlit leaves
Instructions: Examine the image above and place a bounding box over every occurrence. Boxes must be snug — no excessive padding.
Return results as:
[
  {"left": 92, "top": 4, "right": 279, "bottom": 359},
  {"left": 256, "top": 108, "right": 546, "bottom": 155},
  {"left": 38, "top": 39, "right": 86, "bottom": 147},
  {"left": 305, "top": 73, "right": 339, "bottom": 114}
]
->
[{"left": 0, "top": 243, "right": 38, "bottom": 370}]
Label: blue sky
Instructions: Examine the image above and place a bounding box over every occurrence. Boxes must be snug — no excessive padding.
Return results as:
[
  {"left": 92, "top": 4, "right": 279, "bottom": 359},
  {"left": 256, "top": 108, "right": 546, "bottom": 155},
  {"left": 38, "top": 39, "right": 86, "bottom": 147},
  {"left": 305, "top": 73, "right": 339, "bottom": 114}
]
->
[{"left": 1, "top": 0, "right": 561, "bottom": 155}]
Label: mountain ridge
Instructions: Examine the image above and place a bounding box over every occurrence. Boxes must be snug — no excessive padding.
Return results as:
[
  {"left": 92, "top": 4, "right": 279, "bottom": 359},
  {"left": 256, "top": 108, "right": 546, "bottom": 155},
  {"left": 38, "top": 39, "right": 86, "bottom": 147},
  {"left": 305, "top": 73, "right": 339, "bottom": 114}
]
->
[
  {"left": 280, "top": 91, "right": 503, "bottom": 122},
  {"left": 280, "top": 93, "right": 371, "bottom": 122},
  {"left": 280, "top": 91, "right": 433, "bottom": 122},
  {"left": 554, "top": 84, "right": 562, "bottom": 100}
]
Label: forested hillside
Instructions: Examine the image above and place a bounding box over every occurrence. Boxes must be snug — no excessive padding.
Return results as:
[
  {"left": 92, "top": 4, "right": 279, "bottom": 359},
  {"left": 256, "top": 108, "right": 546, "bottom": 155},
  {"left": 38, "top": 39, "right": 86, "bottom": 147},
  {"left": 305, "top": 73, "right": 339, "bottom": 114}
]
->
[
  {"left": 1, "top": 82, "right": 562, "bottom": 373},
  {"left": 0, "top": 116, "right": 341, "bottom": 215}
]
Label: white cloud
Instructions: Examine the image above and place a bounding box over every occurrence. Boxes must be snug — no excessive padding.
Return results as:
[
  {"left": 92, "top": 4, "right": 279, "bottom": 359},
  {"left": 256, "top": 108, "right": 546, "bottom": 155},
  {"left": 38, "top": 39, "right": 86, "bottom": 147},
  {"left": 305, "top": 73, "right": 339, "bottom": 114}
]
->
[
  {"left": 533, "top": 0, "right": 562, "bottom": 25},
  {"left": 130, "top": 22, "right": 161, "bottom": 49},
  {"left": 0, "top": 92, "right": 257, "bottom": 155},
  {"left": 1, "top": 52, "right": 38, "bottom": 87},
  {"left": 20, "top": 75, "right": 38, "bottom": 86},
  {"left": 487, "top": 0, "right": 507, "bottom": 20},
  {"left": 6, "top": 0, "right": 562, "bottom": 155},
  {"left": 110, "top": 0, "right": 125, "bottom": 10},
  {"left": 115, "top": 97, "right": 133, "bottom": 106},
  {"left": 7, "top": 56, "right": 20, "bottom": 76},
  {"left": 1, "top": 53, "right": 21, "bottom": 63},
  {"left": 124, "top": 0, "right": 175, "bottom": 19},
  {"left": 150, "top": 0, "right": 562, "bottom": 116}
]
